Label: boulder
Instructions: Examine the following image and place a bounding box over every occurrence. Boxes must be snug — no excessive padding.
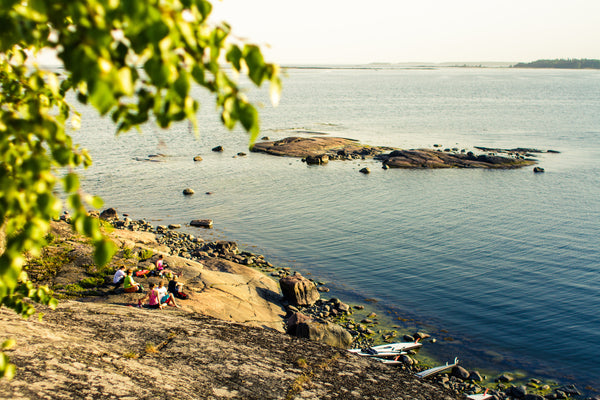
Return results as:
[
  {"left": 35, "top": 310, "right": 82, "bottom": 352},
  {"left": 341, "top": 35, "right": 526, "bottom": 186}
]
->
[
  {"left": 558, "top": 385, "right": 581, "bottom": 396},
  {"left": 399, "top": 355, "right": 414, "bottom": 365},
  {"left": 509, "top": 385, "right": 527, "bottom": 398},
  {"left": 193, "top": 155, "right": 203, "bottom": 161},
  {"left": 190, "top": 219, "right": 213, "bottom": 228},
  {"left": 285, "top": 312, "right": 313, "bottom": 335},
  {"left": 533, "top": 167, "right": 545, "bottom": 173},
  {"left": 468, "top": 371, "right": 483, "bottom": 382},
  {"left": 305, "top": 154, "right": 329, "bottom": 165},
  {"left": 337, "top": 302, "right": 350, "bottom": 313},
  {"left": 168, "top": 224, "right": 181, "bottom": 229},
  {"left": 212, "top": 145, "right": 224, "bottom": 152},
  {"left": 99, "top": 208, "right": 118, "bottom": 220},
  {"left": 451, "top": 365, "right": 470, "bottom": 380},
  {"left": 279, "top": 273, "right": 320, "bottom": 306},
  {"left": 359, "top": 167, "right": 370, "bottom": 174},
  {"left": 295, "top": 320, "right": 353, "bottom": 349},
  {"left": 183, "top": 188, "right": 195, "bottom": 195}
]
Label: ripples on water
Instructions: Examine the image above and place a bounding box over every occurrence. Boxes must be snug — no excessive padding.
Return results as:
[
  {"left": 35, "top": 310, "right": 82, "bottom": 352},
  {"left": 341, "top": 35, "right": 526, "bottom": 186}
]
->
[{"left": 74, "top": 68, "right": 600, "bottom": 389}]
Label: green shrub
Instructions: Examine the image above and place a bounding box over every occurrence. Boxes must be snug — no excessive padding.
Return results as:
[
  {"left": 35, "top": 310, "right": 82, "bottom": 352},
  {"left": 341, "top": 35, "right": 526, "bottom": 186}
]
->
[
  {"left": 122, "top": 247, "right": 134, "bottom": 259},
  {"left": 79, "top": 277, "right": 104, "bottom": 288},
  {"left": 44, "top": 233, "right": 56, "bottom": 244},
  {"left": 138, "top": 249, "right": 153, "bottom": 260},
  {"left": 63, "top": 283, "right": 85, "bottom": 296}
]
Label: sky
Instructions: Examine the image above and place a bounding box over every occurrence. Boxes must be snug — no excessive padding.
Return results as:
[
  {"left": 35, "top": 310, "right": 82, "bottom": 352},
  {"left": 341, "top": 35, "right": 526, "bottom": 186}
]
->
[{"left": 209, "top": 0, "right": 600, "bottom": 65}]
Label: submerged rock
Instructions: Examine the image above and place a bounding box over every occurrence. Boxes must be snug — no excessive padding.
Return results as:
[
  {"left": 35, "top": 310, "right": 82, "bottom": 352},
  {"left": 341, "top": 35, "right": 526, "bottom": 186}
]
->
[{"left": 189, "top": 219, "right": 213, "bottom": 228}]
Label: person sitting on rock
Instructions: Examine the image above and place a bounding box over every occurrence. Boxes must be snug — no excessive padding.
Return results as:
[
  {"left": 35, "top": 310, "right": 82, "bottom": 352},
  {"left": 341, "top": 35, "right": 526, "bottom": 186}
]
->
[
  {"left": 156, "top": 281, "right": 180, "bottom": 308},
  {"left": 154, "top": 255, "right": 177, "bottom": 278},
  {"left": 113, "top": 265, "right": 126, "bottom": 288},
  {"left": 138, "top": 283, "right": 162, "bottom": 309},
  {"left": 168, "top": 276, "right": 188, "bottom": 299},
  {"left": 123, "top": 269, "right": 143, "bottom": 293}
]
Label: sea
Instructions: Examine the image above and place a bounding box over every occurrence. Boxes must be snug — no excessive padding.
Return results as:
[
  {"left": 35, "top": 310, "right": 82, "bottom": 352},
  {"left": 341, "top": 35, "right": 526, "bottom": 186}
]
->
[{"left": 72, "top": 66, "right": 600, "bottom": 391}]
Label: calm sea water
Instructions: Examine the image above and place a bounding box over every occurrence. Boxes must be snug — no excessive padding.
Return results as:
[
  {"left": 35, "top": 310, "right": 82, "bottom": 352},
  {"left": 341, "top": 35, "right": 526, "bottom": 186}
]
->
[{"left": 73, "top": 67, "right": 600, "bottom": 389}]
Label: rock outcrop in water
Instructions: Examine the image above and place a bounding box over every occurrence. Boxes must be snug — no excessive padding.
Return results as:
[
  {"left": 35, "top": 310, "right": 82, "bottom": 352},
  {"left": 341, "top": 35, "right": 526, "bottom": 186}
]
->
[
  {"left": 376, "top": 149, "right": 536, "bottom": 169},
  {"left": 251, "top": 136, "right": 539, "bottom": 169},
  {"left": 251, "top": 136, "right": 391, "bottom": 159}
]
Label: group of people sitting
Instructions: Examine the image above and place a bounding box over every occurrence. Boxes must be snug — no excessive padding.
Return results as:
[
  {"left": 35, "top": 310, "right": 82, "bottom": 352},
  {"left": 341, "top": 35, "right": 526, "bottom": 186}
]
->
[{"left": 112, "top": 254, "right": 188, "bottom": 309}]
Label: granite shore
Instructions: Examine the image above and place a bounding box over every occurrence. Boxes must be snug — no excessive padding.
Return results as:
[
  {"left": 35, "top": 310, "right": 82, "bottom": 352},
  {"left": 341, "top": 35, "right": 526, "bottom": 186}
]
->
[{"left": 1, "top": 210, "right": 595, "bottom": 400}]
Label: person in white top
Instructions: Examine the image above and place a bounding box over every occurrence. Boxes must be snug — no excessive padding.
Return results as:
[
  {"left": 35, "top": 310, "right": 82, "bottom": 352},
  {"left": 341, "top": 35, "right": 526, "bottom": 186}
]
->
[
  {"left": 156, "top": 281, "right": 180, "bottom": 308},
  {"left": 113, "top": 266, "right": 126, "bottom": 287}
]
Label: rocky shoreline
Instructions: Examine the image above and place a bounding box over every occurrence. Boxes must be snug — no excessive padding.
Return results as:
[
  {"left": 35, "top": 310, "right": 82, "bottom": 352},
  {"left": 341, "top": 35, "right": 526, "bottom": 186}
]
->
[
  {"left": 1, "top": 207, "right": 594, "bottom": 399},
  {"left": 77, "top": 209, "right": 597, "bottom": 400}
]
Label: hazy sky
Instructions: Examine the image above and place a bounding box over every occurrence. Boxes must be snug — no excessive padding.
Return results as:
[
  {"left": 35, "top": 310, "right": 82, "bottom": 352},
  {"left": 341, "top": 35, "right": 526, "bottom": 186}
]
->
[{"left": 209, "top": 0, "right": 600, "bottom": 64}]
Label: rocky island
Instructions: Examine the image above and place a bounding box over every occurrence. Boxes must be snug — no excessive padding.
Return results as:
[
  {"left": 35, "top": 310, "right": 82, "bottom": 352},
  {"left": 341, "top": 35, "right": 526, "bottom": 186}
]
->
[{"left": 250, "top": 136, "right": 540, "bottom": 169}]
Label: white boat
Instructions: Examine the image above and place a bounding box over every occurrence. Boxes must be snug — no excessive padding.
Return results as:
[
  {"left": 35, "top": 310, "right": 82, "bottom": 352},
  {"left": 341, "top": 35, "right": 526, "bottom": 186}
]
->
[
  {"left": 466, "top": 389, "right": 492, "bottom": 399},
  {"left": 415, "top": 357, "right": 459, "bottom": 378},
  {"left": 372, "top": 355, "right": 408, "bottom": 365},
  {"left": 348, "top": 339, "right": 422, "bottom": 357},
  {"left": 348, "top": 349, "right": 408, "bottom": 358}
]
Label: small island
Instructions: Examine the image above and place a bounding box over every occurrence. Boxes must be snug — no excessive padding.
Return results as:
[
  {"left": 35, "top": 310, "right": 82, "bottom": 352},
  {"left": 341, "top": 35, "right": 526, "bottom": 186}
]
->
[
  {"left": 512, "top": 58, "right": 600, "bottom": 69},
  {"left": 250, "top": 136, "right": 540, "bottom": 169}
]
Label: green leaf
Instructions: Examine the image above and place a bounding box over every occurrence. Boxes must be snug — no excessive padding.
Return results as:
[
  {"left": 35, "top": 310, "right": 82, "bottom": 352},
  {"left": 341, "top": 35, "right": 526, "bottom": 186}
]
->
[
  {"left": 93, "top": 239, "right": 116, "bottom": 267},
  {"left": 196, "top": 0, "right": 213, "bottom": 20},
  {"left": 237, "top": 101, "right": 259, "bottom": 141},
  {"left": 243, "top": 45, "right": 266, "bottom": 86},
  {"left": 0, "top": 353, "right": 15, "bottom": 379},
  {"left": 118, "top": 67, "right": 133, "bottom": 96},
  {"left": 52, "top": 147, "right": 72, "bottom": 166},
  {"left": 89, "top": 80, "right": 116, "bottom": 115},
  {"left": 63, "top": 173, "right": 79, "bottom": 193},
  {"left": 1, "top": 339, "right": 16, "bottom": 351},
  {"left": 269, "top": 76, "right": 282, "bottom": 107},
  {"left": 90, "top": 196, "right": 104, "bottom": 209},
  {"left": 173, "top": 72, "right": 190, "bottom": 99},
  {"left": 226, "top": 45, "right": 242, "bottom": 71}
]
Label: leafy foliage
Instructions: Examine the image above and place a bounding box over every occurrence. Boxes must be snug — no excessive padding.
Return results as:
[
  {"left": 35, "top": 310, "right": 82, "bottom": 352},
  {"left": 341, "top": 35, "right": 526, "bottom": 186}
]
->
[
  {"left": 138, "top": 249, "right": 154, "bottom": 261},
  {"left": 0, "top": 0, "right": 280, "bottom": 378}
]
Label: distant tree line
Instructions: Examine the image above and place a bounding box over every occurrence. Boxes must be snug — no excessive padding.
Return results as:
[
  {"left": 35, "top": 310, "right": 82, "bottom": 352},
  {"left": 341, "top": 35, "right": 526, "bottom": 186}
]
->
[{"left": 513, "top": 59, "right": 600, "bottom": 69}]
